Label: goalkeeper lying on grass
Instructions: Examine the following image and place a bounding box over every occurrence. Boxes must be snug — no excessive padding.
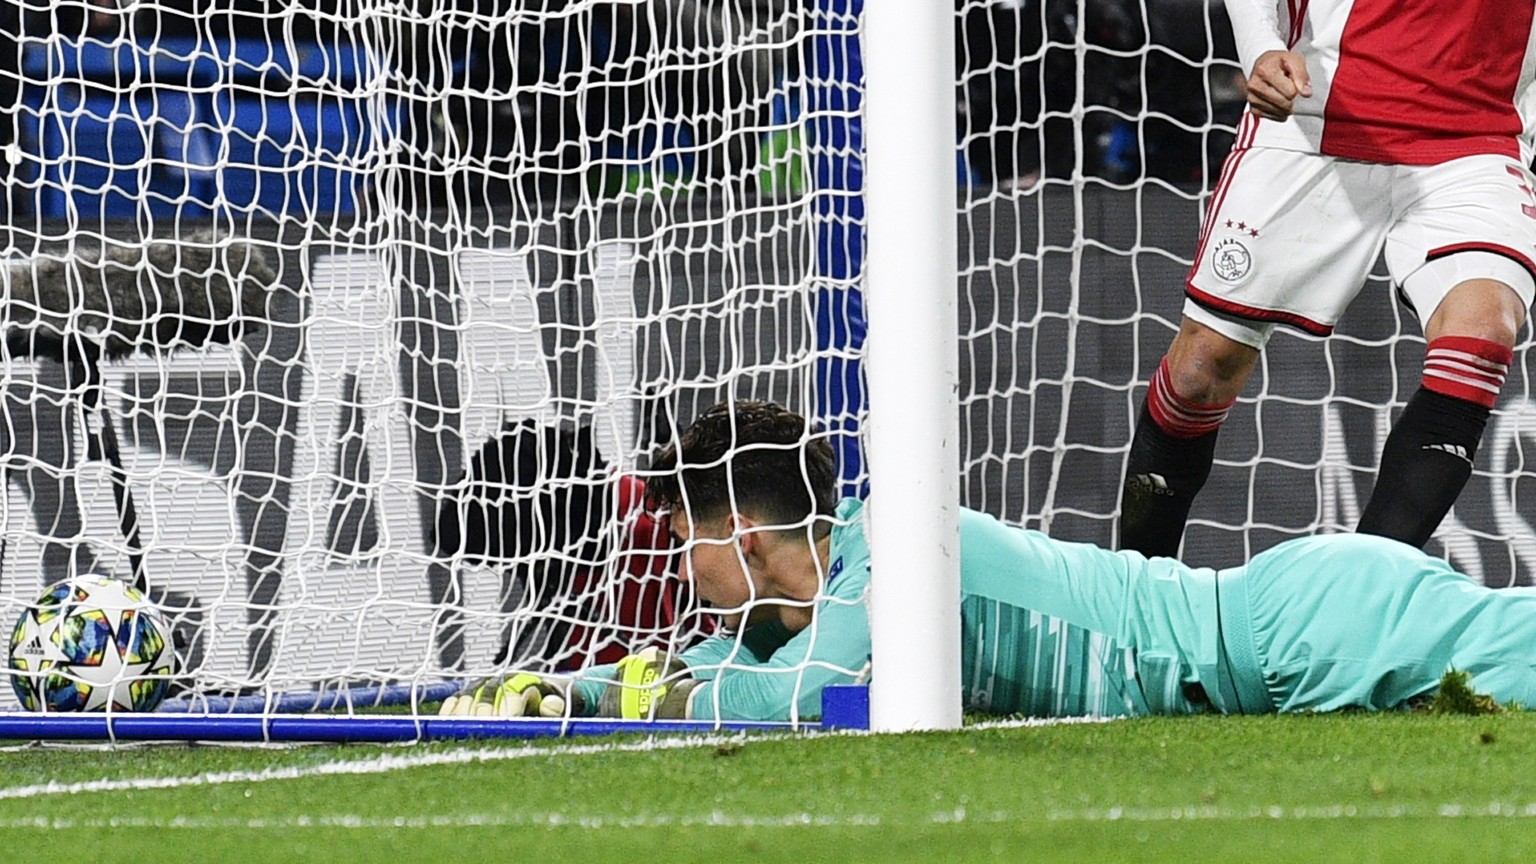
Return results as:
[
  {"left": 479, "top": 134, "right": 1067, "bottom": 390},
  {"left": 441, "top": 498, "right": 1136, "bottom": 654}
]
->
[{"left": 442, "top": 400, "right": 1536, "bottom": 722}]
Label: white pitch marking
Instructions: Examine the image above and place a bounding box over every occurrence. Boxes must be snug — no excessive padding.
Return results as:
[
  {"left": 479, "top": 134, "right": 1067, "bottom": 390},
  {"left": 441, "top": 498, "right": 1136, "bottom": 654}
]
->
[
  {"left": 0, "top": 733, "right": 757, "bottom": 801},
  {"left": 964, "top": 715, "right": 1119, "bottom": 731},
  {"left": 5, "top": 800, "right": 1536, "bottom": 831},
  {"left": 1043, "top": 801, "right": 1536, "bottom": 822}
]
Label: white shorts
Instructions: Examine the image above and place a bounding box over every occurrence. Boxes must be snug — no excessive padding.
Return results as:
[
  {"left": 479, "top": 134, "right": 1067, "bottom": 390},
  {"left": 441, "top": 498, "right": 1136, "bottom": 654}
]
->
[{"left": 1184, "top": 147, "right": 1536, "bottom": 349}]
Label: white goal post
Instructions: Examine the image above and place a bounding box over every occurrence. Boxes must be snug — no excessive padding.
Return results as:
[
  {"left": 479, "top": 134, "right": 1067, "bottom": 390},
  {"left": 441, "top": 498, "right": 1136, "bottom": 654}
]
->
[
  {"left": 2, "top": 0, "right": 1535, "bottom": 740},
  {"left": 861, "top": 0, "right": 961, "bottom": 732}
]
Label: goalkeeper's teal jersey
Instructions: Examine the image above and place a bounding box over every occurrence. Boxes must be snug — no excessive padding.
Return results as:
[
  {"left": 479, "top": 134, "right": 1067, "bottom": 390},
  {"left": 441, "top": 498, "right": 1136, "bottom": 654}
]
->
[
  {"left": 1214, "top": 532, "right": 1536, "bottom": 714},
  {"left": 955, "top": 508, "right": 1213, "bottom": 717},
  {"left": 577, "top": 498, "right": 1536, "bottom": 721},
  {"left": 956, "top": 514, "right": 1536, "bottom": 716},
  {"left": 663, "top": 498, "right": 1211, "bottom": 721},
  {"left": 952, "top": 510, "right": 1536, "bottom": 717},
  {"left": 582, "top": 498, "right": 1218, "bottom": 721}
]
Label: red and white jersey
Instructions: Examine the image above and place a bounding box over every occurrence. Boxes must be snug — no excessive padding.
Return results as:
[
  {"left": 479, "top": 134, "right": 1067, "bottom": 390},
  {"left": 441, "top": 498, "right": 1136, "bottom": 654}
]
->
[{"left": 1225, "top": 0, "right": 1536, "bottom": 165}]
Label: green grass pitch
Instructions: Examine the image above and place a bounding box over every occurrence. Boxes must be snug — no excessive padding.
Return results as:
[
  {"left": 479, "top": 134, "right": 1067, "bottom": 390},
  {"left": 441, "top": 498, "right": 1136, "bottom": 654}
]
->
[{"left": 2, "top": 713, "right": 1535, "bottom": 863}]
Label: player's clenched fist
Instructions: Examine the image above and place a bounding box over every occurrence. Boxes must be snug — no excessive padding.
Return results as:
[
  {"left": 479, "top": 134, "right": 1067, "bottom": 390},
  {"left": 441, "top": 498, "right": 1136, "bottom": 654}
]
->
[
  {"left": 1246, "top": 50, "right": 1312, "bottom": 121},
  {"left": 439, "top": 672, "right": 574, "bottom": 717}
]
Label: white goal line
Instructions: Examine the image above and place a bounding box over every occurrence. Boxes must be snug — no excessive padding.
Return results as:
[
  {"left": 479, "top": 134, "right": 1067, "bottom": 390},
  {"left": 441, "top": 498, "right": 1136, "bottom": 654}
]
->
[{"left": 3, "top": 801, "right": 1536, "bottom": 831}]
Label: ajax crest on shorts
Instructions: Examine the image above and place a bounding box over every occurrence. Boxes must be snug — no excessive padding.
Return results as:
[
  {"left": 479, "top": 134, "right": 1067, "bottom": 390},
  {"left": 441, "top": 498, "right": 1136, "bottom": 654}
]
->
[{"left": 1211, "top": 236, "right": 1253, "bottom": 284}]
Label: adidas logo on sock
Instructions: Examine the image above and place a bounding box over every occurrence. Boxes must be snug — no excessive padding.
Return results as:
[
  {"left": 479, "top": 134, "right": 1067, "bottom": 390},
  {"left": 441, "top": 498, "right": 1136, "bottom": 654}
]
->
[
  {"left": 1422, "top": 443, "right": 1472, "bottom": 465},
  {"left": 1128, "top": 473, "right": 1174, "bottom": 496}
]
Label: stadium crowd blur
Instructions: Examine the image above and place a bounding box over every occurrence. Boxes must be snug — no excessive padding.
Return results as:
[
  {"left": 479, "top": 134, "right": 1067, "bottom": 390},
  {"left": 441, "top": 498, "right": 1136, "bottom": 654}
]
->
[
  {"left": 959, "top": 0, "right": 1244, "bottom": 188},
  {"left": 0, "top": 0, "right": 1245, "bottom": 219}
]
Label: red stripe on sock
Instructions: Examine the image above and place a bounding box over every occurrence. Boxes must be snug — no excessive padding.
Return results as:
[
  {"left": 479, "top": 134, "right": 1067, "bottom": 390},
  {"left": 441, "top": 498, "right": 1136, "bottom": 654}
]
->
[
  {"left": 1421, "top": 336, "right": 1512, "bottom": 409},
  {"left": 1145, "top": 359, "right": 1234, "bottom": 439}
]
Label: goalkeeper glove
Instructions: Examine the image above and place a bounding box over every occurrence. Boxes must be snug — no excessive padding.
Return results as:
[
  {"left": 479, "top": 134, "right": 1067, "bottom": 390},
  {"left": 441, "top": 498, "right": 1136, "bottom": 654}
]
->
[
  {"left": 597, "top": 647, "right": 701, "bottom": 720},
  {"left": 438, "top": 672, "right": 576, "bottom": 718}
]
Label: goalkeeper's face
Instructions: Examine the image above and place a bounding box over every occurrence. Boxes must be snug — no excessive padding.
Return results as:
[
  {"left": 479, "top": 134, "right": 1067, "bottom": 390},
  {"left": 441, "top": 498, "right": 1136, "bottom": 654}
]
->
[{"left": 672, "top": 511, "right": 756, "bottom": 612}]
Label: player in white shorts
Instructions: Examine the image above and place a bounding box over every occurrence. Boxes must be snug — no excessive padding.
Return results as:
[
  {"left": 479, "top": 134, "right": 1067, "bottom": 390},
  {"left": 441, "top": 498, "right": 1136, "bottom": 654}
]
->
[{"left": 1118, "top": 0, "right": 1536, "bottom": 559}]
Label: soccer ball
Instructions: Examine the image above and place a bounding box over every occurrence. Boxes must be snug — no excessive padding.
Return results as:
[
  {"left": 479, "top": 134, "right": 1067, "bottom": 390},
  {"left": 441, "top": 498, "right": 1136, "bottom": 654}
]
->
[{"left": 8, "top": 574, "right": 177, "bottom": 712}]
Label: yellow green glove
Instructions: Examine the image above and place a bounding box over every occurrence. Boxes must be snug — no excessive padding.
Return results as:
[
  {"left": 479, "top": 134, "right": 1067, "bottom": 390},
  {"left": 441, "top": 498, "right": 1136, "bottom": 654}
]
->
[
  {"left": 439, "top": 672, "right": 574, "bottom": 718},
  {"left": 599, "top": 647, "right": 699, "bottom": 720}
]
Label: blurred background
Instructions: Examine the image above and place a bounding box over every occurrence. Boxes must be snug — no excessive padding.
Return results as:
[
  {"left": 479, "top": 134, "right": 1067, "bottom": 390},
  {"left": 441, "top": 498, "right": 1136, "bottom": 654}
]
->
[{"left": 0, "top": 0, "right": 1244, "bottom": 223}]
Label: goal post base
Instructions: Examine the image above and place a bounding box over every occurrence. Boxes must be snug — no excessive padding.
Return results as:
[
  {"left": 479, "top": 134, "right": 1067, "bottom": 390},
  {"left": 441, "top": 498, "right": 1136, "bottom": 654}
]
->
[{"left": 819, "top": 684, "right": 871, "bottom": 730}]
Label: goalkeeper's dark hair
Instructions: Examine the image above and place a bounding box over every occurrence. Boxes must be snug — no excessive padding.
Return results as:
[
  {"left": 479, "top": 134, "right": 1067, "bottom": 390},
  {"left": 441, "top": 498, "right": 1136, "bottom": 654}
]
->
[{"left": 646, "top": 400, "right": 837, "bottom": 533}]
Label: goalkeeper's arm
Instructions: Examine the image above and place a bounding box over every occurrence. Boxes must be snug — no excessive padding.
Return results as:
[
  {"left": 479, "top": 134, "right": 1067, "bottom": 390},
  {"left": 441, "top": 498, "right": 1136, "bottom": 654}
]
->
[{"left": 440, "top": 648, "right": 703, "bottom": 719}]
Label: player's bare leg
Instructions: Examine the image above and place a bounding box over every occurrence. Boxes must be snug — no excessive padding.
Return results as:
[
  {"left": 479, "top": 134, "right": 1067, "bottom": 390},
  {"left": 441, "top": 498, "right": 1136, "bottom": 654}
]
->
[
  {"left": 1422, "top": 278, "right": 1526, "bottom": 354},
  {"left": 1358, "top": 278, "right": 1526, "bottom": 546},
  {"left": 1161, "top": 318, "right": 1262, "bottom": 405},
  {"left": 1119, "top": 317, "right": 1260, "bottom": 557}
]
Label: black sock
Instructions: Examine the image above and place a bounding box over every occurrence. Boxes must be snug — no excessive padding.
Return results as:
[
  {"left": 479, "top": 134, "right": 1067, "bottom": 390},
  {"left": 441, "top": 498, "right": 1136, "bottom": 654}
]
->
[
  {"left": 1119, "top": 400, "right": 1220, "bottom": 558},
  {"left": 1357, "top": 387, "right": 1491, "bottom": 548}
]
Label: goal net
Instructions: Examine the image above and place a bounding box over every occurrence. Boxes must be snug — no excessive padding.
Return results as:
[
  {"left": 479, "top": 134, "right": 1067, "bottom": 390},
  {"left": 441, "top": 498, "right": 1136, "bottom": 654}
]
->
[
  {"left": 953, "top": 0, "right": 1536, "bottom": 588},
  {"left": 1, "top": 0, "right": 1533, "bottom": 731},
  {"left": 1, "top": 0, "right": 853, "bottom": 724}
]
